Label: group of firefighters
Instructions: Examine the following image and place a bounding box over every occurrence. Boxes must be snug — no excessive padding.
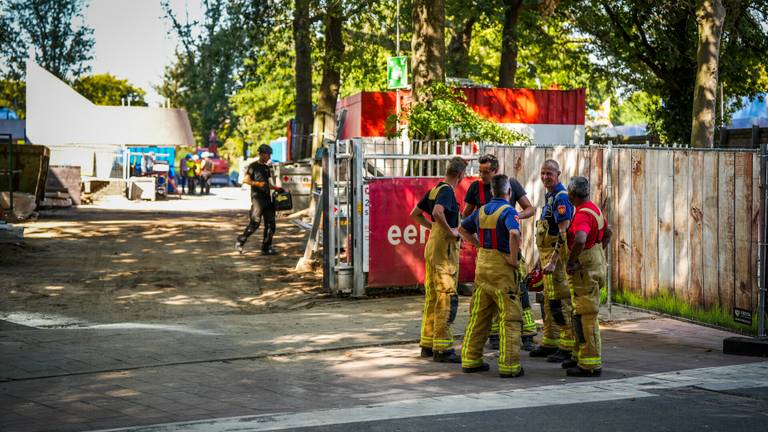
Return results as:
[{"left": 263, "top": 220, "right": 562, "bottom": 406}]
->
[{"left": 411, "top": 154, "right": 612, "bottom": 378}]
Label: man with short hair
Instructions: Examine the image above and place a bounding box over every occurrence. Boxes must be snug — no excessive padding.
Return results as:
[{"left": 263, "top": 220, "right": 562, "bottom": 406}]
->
[
  {"left": 564, "top": 176, "right": 611, "bottom": 377},
  {"left": 530, "top": 159, "right": 576, "bottom": 364},
  {"left": 236, "top": 144, "right": 282, "bottom": 256},
  {"left": 459, "top": 174, "right": 525, "bottom": 378},
  {"left": 463, "top": 154, "right": 537, "bottom": 351},
  {"left": 410, "top": 156, "right": 468, "bottom": 363}
]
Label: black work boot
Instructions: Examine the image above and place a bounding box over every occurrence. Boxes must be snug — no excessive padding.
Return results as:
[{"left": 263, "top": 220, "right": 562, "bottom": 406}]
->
[
  {"left": 420, "top": 347, "right": 434, "bottom": 358},
  {"left": 546, "top": 349, "right": 572, "bottom": 363},
  {"left": 499, "top": 367, "right": 525, "bottom": 378},
  {"left": 529, "top": 346, "right": 558, "bottom": 358},
  {"left": 261, "top": 247, "right": 277, "bottom": 256},
  {"left": 462, "top": 363, "right": 490, "bottom": 373},
  {"left": 433, "top": 350, "right": 461, "bottom": 363},
  {"left": 235, "top": 240, "right": 244, "bottom": 254},
  {"left": 566, "top": 366, "right": 602, "bottom": 377},
  {"left": 521, "top": 335, "right": 535, "bottom": 351},
  {"left": 561, "top": 359, "right": 578, "bottom": 369},
  {"left": 487, "top": 334, "right": 500, "bottom": 350}
]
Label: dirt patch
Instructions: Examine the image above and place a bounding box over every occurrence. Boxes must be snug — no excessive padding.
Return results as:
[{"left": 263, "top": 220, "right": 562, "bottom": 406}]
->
[{"left": 0, "top": 195, "right": 326, "bottom": 323}]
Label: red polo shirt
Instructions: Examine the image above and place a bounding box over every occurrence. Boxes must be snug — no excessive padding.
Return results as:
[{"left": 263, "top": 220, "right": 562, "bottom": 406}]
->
[{"left": 567, "top": 201, "right": 607, "bottom": 250}]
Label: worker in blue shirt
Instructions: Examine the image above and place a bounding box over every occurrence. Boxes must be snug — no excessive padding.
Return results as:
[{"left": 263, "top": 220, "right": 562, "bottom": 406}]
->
[
  {"left": 459, "top": 174, "right": 525, "bottom": 378},
  {"left": 410, "top": 156, "right": 468, "bottom": 363},
  {"left": 462, "top": 153, "right": 537, "bottom": 352},
  {"left": 530, "top": 159, "right": 576, "bottom": 365}
]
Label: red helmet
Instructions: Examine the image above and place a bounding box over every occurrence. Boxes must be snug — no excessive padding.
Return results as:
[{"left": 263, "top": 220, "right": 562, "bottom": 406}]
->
[{"left": 525, "top": 268, "right": 544, "bottom": 292}]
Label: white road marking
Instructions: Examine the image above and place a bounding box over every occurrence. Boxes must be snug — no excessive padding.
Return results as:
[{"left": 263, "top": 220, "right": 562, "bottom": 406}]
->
[{"left": 90, "top": 361, "right": 768, "bottom": 432}]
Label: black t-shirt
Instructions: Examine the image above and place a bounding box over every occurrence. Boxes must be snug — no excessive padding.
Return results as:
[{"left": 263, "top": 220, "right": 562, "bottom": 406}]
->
[
  {"left": 247, "top": 161, "right": 272, "bottom": 198},
  {"left": 464, "top": 178, "right": 527, "bottom": 208},
  {"left": 417, "top": 182, "right": 460, "bottom": 228}
]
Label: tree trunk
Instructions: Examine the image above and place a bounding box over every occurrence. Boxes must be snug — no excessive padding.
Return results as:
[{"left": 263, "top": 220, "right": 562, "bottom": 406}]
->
[
  {"left": 498, "top": 0, "right": 524, "bottom": 88},
  {"left": 293, "top": 0, "right": 313, "bottom": 158},
  {"left": 446, "top": 14, "right": 476, "bottom": 79},
  {"left": 690, "top": 0, "right": 725, "bottom": 148},
  {"left": 308, "top": 3, "right": 345, "bottom": 212},
  {"left": 411, "top": 0, "right": 446, "bottom": 104}
]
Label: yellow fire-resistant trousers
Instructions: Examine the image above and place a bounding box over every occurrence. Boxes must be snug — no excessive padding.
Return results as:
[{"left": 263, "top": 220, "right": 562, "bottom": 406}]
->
[
  {"left": 420, "top": 223, "right": 460, "bottom": 353},
  {"left": 535, "top": 220, "right": 575, "bottom": 352},
  {"left": 569, "top": 246, "right": 607, "bottom": 370},
  {"left": 490, "top": 262, "right": 536, "bottom": 337},
  {"left": 462, "top": 248, "right": 522, "bottom": 375}
]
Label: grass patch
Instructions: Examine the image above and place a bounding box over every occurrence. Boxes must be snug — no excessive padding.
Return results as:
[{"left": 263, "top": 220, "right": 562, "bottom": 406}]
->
[{"left": 612, "top": 290, "right": 759, "bottom": 335}]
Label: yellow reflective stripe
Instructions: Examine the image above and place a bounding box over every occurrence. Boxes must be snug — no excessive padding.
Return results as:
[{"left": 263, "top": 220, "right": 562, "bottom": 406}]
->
[
  {"left": 541, "top": 337, "right": 559, "bottom": 347},
  {"left": 498, "top": 363, "right": 521, "bottom": 373},
  {"left": 579, "top": 357, "right": 602, "bottom": 365},
  {"left": 496, "top": 290, "right": 508, "bottom": 366},
  {"left": 420, "top": 280, "right": 434, "bottom": 343},
  {"left": 433, "top": 339, "right": 453, "bottom": 343},
  {"left": 544, "top": 274, "right": 556, "bottom": 300},
  {"left": 461, "top": 289, "right": 484, "bottom": 360},
  {"left": 462, "top": 358, "right": 483, "bottom": 368},
  {"left": 490, "top": 322, "right": 500, "bottom": 332},
  {"left": 522, "top": 310, "right": 535, "bottom": 329}
]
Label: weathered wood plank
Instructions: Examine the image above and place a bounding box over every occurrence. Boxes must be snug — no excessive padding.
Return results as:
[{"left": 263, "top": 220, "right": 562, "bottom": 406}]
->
[
  {"left": 718, "top": 153, "right": 735, "bottom": 315},
  {"left": 591, "top": 148, "right": 604, "bottom": 210},
  {"left": 578, "top": 148, "right": 591, "bottom": 180},
  {"left": 734, "top": 153, "right": 753, "bottom": 314},
  {"left": 701, "top": 152, "right": 720, "bottom": 308},
  {"left": 631, "top": 150, "right": 645, "bottom": 295},
  {"left": 610, "top": 147, "right": 620, "bottom": 292},
  {"left": 657, "top": 150, "right": 675, "bottom": 295},
  {"left": 643, "top": 149, "right": 659, "bottom": 297},
  {"left": 688, "top": 152, "right": 704, "bottom": 307},
  {"left": 527, "top": 147, "right": 546, "bottom": 265},
  {"left": 673, "top": 151, "right": 690, "bottom": 301},
  {"left": 752, "top": 153, "right": 761, "bottom": 314},
  {"left": 618, "top": 149, "right": 633, "bottom": 293},
  {"left": 562, "top": 147, "right": 579, "bottom": 187}
]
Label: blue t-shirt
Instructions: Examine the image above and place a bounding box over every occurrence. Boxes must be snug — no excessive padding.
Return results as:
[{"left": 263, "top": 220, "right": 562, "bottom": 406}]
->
[
  {"left": 540, "top": 183, "right": 574, "bottom": 235},
  {"left": 461, "top": 198, "right": 520, "bottom": 253},
  {"left": 417, "top": 182, "right": 459, "bottom": 228}
]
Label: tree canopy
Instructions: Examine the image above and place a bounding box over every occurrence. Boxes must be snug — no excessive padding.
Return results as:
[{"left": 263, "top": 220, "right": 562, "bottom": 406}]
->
[{"left": 73, "top": 74, "right": 148, "bottom": 107}]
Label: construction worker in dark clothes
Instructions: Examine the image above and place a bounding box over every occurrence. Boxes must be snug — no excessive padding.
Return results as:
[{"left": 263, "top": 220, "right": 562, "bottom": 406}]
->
[
  {"left": 530, "top": 159, "right": 576, "bottom": 364},
  {"left": 563, "top": 176, "right": 611, "bottom": 377},
  {"left": 459, "top": 174, "right": 525, "bottom": 378},
  {"left": 410, "top": 156, "right": 468, "bottom": 363},
  {"left": 462, "top": 154, "right": 537, "bottom": 352},
  {"left": 235, "top": 144, "right": 283, "bottom": 256}
]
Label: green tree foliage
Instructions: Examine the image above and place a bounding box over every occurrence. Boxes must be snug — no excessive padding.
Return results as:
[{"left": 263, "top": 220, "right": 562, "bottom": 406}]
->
[
  {"left": 230, "top": 25, "right": 296, "bottom": 144},
  {"left": 611, "top": 91, "right": 657, "bottom": 126},
  {"left": 73, "top": 74, "right": 148, "bottom": 106},
  {"left": 0, "top": 0, "right": 94, "bottom": 116},
  {"left": 405, "top": 82, "right": 531, "bottom": 143},
  {"left": 565, "top": 0, "right": 768, "bottom": 143},
  {"left": 0, "top": 80, "right": 26, "bottom": 118},
  {"left": 0, "top": 0, "right": 94, "bottom": 81},
  {"left": 159, "top": 0, "right": 274, "bottom": 146}
]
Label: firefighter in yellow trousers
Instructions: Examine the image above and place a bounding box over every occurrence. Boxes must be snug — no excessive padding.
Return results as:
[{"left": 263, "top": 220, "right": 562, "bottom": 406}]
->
[
  {"left": 530, "top": 160, "right": 576, "bottom": 364},
  {"left": 410, "top": 157, "right": 468, "bottom": 363},
  {"left": 563, "top": 176, "right": 612, "bottom": 377},
  {"left": 459, "top": 174, "right": 525, "bottom": 378}
]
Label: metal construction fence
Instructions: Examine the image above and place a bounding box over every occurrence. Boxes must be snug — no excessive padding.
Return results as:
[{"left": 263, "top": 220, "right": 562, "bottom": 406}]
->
[{"left": 322, "top": 138, "right": 767, "bottom": 335}]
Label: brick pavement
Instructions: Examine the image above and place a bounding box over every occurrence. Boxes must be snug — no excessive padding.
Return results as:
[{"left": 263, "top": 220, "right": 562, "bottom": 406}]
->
[{"left": 0, "top": 299, "right": 757, "bottom": 432}]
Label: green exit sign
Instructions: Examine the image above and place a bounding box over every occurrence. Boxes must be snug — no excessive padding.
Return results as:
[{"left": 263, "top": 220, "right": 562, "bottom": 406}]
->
[{"left": 387, "top": 56, "right": 408, "bottom": 89}]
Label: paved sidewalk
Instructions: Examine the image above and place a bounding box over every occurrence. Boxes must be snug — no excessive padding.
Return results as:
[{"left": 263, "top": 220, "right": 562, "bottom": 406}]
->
[{"left": 0, "top": 298, "right": 757, "bottom": 432}]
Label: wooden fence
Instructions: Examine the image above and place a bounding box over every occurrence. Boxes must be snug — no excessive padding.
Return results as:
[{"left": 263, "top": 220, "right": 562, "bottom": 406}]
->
[{"left": 486, "top": 144, "right": 762, "bottom": 319}]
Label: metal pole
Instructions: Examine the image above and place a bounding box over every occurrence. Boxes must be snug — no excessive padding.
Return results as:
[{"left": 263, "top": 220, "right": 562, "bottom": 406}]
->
[
  {"left": 606, "top": 142, "right": 613, "bottom": 320},
  {"left": 352, "top": 140, "right": 365, "bottom": 297},
  {"left": 322, "top": 144, "right": 336, "bottom": 293},
  {"left": 759, "top": 143, "right": 767, "bottom": 337}
]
